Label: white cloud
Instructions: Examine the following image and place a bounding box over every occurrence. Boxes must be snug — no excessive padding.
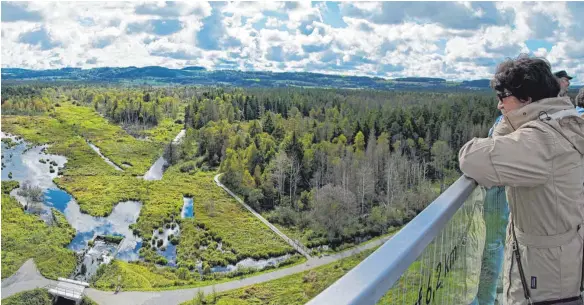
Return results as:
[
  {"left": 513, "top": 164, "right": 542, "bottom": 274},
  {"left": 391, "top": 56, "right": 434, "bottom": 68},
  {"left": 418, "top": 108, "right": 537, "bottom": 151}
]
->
[{"left": 1, "top": 1, "right": 583, "bottom": 83}]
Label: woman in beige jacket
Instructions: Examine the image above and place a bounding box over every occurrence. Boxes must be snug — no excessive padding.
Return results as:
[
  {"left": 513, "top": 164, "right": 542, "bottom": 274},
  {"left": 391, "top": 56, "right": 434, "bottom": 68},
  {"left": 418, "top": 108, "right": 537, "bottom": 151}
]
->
[{"left": 459, "top": 56, "right": 584, "bottom": 305}]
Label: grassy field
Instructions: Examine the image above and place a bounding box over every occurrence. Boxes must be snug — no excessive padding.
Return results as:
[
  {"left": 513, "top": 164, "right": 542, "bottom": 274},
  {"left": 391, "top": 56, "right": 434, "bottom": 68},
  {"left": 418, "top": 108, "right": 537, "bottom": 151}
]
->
[
  {"left": 55, "top": 174, "right": 148, "bottom": 216},
  {"left": 168, "top": 169, "right": 294, "bottom": 260},
  {"left": 1, "top": 181, "right": 77, "bottom": 280},
  {"left": 141, "top": 118, "right": 184, "bottom": 143},
  {"left": 1, "top": 288, "right": 97, "bottom": 305},
  {"left": 52, "top": 103, "right": 169, "bottom": 175}
]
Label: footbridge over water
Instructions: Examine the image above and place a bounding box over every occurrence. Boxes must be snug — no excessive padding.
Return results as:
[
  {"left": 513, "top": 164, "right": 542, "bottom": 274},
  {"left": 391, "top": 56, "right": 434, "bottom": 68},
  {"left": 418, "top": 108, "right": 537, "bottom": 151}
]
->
[{"left": 46, "top": 278, "right": 89, "bottom": 304}]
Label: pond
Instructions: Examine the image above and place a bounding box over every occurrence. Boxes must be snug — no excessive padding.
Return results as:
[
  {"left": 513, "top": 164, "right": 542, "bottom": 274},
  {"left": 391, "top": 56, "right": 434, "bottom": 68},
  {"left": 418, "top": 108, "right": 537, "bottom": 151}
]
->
[
  {"left": 181, "top": 197, "right": 194, "bottom": 218},
  {"left": 142, "top": 129, "right": 185, "bottom": 181}
]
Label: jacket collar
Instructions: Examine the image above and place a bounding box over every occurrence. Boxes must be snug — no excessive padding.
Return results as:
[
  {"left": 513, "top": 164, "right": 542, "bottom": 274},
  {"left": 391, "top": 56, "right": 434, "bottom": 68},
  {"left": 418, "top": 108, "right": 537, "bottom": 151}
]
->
[{"left": 504, "top": 97, "right": 575, "bottom": 131}]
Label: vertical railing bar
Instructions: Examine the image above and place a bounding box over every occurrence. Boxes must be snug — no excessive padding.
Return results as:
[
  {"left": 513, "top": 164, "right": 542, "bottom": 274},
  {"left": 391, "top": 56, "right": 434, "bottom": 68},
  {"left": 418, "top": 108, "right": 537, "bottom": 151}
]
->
[
  {"left": 402, "top": 264, "right": 407, "bottom": 305},
  {"left": 417, "top": 243, "right": 424, "bottom": 304},
  {"left": 449, "top": 209, "right": 456, "bottom": 305},
  {"left": 459, "top": 202, "right": 465, "bottom": 304},
  {"left": 439, "top": 227, "right": 445, "bottom": 305},
  {"left": 432, "top": 229, "right": 438, "bottom": 305}
]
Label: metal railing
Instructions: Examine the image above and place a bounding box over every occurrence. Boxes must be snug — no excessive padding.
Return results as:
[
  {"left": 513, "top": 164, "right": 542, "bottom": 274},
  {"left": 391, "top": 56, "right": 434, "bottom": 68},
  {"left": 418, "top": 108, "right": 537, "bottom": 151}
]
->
[
  {"left": 45, "top": 284, "right": 84, "bottom": 301},
  {"left": 307, "top": 175, "right": 485, "bottom": 305}
]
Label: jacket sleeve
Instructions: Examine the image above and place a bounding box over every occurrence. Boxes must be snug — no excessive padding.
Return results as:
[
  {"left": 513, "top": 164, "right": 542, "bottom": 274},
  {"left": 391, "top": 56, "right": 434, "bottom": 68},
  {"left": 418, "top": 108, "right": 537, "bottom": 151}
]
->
[{"left": 458, "top": 126, "right": 554, "bottom": 188}]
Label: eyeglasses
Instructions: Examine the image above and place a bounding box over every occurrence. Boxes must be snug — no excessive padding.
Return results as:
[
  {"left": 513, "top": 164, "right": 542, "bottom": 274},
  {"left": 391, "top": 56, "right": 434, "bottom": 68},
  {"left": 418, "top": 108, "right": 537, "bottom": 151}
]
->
[{"left": 497, "top": 91, "right": 513, "bottom": 101}]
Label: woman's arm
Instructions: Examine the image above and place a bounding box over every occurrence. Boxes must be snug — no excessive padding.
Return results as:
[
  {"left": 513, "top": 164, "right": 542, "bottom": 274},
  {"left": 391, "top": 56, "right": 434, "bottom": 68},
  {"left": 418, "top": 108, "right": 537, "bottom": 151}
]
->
[{"left": 459, "top": 126, "right": 554, "bottom": 188}]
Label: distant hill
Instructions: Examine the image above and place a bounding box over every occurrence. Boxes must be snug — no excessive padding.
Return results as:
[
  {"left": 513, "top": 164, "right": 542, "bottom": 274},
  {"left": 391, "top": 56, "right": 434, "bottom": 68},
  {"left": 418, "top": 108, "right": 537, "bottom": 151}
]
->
[
  {"left": 394, "top": 77, "right": 446, "bottom": 83},
  {"left": 1, "top": 66, "right": 493, "bottom": 91},
  {"left": 461, "top": 79, "right": 491, "bottom": 88}
]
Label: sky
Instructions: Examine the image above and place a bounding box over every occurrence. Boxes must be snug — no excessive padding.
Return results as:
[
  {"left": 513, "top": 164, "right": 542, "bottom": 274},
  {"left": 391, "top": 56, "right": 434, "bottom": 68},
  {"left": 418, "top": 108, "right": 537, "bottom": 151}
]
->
[{"left": 1, "top": 1, "right": 583, "bottom": 83}]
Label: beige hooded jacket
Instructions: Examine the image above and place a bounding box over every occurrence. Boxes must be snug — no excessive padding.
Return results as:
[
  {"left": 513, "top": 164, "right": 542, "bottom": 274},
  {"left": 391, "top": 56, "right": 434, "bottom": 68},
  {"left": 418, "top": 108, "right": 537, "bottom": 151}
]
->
[{"left": 459, "top": 97, "right": 584, "bottom": 304}]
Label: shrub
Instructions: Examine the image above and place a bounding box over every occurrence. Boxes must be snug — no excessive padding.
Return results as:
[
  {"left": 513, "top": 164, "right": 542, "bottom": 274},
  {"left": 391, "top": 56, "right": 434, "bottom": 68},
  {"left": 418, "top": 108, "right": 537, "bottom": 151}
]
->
[
  {"left": 1, "top": 288, "right": 52, "bottom": 305},
  {"left": 17, "top": 181, "right": 44, "bottom": 202},
  {"left": 156, "top": 257, "right": 168, "bottom": 265},
  {"left": 177, "top": 267, "right": 189, "bottom": 280},
  {"left": 179, "top": 161, "right": 197, "bottom": 173},
  {"left": 170, "top": 237, "right": 179, "bottom": 245}
]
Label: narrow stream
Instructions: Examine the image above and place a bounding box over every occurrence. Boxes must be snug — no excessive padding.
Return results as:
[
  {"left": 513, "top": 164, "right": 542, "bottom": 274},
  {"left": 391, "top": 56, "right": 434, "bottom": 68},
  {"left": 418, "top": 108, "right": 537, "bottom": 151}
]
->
[
  {"left": 143, "top": 156, "right": 167, "bottom": 180},
  {"left": 86, "top": 141, "right": 123, "bottom": 171},
  {"left": 210, "top": 254, "right": 292, "bottom": 273},
  {"left": 142, "top": 129, "right": 186, "bottom": 181}
]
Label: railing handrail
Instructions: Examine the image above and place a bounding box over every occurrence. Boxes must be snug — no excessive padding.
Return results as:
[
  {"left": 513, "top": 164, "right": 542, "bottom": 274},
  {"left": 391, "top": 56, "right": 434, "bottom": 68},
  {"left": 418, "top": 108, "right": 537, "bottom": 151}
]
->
[
  {"left": 306, "top": 175, "right": 477, "bottom": 305},
  {"left": 45, "top": 284, "right": 83, "bottom": 298}
]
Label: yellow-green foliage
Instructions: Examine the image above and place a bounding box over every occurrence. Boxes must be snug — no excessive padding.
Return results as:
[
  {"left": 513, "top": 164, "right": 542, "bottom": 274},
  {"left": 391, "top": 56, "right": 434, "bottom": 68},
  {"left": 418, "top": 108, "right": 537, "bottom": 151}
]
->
[
  {"left": 93, "top": 260, "right": 180, "bottom": 290},
  {"left": 2, "top": 181, "right": 19, "bottom": 194},
  {"left": 1, "top": 288, "right": 52, "bottom": 305},
  {"left": 142, "top": 118, "right": 184, "bottom": 143},
  {"left": 1, "top": 288, "right": 98, "bottom": 305},
  {"left": 55, "top": 175, "right": 148, "bottom": 216},
  {"left": 52, "top": 103, "right": 164, "bottom": 175},
  {"left": 177, "top": 219, "right": 238, "bottom": 268},
  {"left": 181, "top": 249, "right": 377, "bottom": 305},
  {"left": 166, "top": 169, "right": 293, "bottom": 260},
  {"left": 1, "top": 183, "right": 77, "bottom": 280}
]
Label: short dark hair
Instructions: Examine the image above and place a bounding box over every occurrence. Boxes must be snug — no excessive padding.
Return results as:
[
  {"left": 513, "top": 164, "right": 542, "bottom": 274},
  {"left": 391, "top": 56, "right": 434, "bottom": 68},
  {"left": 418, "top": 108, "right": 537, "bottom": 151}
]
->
[
  {"left": 577, "top": 88, "right": 584, "bottom": 108},
  {"left": 490, "top": 54, "right": 560, "bottom": 102}
]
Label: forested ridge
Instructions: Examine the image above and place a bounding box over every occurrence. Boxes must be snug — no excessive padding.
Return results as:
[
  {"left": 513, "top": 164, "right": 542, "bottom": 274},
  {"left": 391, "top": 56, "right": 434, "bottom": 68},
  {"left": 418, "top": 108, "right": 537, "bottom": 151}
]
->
[{"left": 1, "top": 84, "right": 500, "bottom": 247}]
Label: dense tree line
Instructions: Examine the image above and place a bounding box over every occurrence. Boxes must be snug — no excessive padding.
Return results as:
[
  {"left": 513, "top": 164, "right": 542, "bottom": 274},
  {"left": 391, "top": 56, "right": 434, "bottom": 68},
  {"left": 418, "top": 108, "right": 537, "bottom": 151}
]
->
[{"left": 1, "top": 86, "right": 58, "bottom": 114}]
